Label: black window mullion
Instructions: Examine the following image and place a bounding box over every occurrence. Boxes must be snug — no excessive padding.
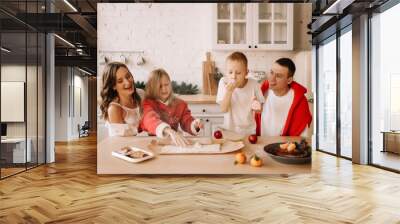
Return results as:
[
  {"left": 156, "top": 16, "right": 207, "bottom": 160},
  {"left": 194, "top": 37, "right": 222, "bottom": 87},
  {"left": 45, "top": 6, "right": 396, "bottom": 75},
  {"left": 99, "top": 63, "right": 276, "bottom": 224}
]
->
[
  {"left": 0, "top": 26, "right": 2, "bottom": 179},
  {"left": 36, "top": 0, "right": 39, "bottom": 168},
  {"left": 25, "top": 0, "right": 28, "bottom": 171},
  {"left": 44, "top": 31, "right": 47, "bottom": 164},
  {"left": 316, "top": 44, "right": 320, "bottom": 151},
  {"left": 336, "top": 29, "right": 341, "bottom": 157},
  {"left": 367, "top": 11, "right": 373, "bottom": 165},
  {"left": 44, "top": 0, "right": 47, "bottom": 164}
]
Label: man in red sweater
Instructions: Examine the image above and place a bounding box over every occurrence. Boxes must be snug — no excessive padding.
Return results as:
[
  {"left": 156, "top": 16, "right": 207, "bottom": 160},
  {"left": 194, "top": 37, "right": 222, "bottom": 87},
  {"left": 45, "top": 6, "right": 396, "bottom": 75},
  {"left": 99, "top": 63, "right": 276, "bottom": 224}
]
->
[{"left": 256, "top": 58, "right": 312, "bottom": 137}]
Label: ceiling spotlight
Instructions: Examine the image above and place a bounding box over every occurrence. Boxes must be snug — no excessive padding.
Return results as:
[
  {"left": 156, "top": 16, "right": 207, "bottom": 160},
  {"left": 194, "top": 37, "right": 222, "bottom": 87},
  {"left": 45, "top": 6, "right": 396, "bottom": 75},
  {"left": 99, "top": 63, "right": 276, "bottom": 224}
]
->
[
  {"left": 1, "top": 47, "right": 11, "bottom": 53},
  {"left": 63, "top": 0, "right": 78, "bottom": 12},
  {"left": 323, "top": 0, "right": 355, "bottom": 15},
  {"left": 54, "top": 34, "right": 75, "bottom": 48},
  {"left": 78, "top": 67, "right": 93, "bottom": 76}
]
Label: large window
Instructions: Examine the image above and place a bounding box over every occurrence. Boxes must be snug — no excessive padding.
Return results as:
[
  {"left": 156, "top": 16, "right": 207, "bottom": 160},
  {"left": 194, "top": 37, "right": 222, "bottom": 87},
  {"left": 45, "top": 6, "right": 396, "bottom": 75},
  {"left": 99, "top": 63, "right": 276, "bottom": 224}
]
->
[
  {"left": 317, "top": 36, "right": 337, "bottom": 154},
  {"left": 370, "top": 3, "right": 400, "bottom": 171},
  {"left": 316, "top": 25, "right": 353, "bottom": 159},
  {"left": 339, "top": 28, "right": 352, "bottom": 158}
]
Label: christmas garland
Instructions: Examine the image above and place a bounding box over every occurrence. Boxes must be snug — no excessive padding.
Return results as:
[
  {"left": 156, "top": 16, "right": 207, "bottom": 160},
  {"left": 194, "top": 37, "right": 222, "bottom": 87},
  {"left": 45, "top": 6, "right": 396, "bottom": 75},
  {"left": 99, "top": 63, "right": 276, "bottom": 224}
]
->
[{"left": 135, "top": 81, "right": 199, "bottom": 95}]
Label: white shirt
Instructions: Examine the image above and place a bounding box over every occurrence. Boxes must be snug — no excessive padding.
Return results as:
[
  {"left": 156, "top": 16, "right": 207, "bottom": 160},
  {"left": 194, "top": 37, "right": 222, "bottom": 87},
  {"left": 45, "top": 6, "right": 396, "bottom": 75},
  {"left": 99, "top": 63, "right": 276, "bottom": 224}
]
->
[
  {"left": 216, "top": 78, "right": 265, "bottom": 135},
  {"left": 261, "top": 89, "right": 294, "bottom": 137},
  {"left": 105, "top": 88, "right": 145, "bottom": 137}
]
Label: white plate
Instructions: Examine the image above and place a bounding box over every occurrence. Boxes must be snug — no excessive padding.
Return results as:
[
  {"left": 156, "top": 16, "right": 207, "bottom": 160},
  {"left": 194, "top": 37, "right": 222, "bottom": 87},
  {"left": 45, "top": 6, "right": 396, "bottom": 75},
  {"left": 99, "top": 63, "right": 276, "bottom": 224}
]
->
[{"left": 111, "top": 146, "right": 154, "bottom": 163}]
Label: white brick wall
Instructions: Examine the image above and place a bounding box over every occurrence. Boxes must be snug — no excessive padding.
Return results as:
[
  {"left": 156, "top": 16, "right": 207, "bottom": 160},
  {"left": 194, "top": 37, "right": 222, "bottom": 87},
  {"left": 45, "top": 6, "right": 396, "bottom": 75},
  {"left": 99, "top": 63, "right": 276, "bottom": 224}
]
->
[{"left": 97, "top": 3, "right": 312, "bottom": 95}]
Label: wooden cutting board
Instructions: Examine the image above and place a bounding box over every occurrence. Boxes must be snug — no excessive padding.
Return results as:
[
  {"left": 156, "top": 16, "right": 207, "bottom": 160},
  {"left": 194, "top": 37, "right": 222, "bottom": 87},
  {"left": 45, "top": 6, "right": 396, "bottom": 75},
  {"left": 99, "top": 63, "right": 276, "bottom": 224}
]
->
[{"left": 202, "top": 52, "right": 217, "bottom": 95}]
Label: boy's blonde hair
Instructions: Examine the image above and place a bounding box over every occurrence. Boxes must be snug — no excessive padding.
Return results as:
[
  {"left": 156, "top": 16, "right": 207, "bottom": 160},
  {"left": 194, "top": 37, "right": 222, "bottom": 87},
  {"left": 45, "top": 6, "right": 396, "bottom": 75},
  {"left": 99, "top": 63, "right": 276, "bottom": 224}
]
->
[
  {"left": 226, "top": 52, "right": 248, "bottom": 68},
  {"left": 145, "top": 68, "right": 175, "bottom": 102}
]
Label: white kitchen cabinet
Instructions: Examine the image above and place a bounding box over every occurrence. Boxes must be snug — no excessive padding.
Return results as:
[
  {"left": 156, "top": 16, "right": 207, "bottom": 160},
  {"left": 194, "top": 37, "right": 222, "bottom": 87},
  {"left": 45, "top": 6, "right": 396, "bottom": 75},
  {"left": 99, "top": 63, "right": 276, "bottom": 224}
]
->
[
  {"left": 187, "top": 103, "right": 224, "bottom": 137},
  {"left": 213, "top": 3, "right": 293, "bottom": 51}
]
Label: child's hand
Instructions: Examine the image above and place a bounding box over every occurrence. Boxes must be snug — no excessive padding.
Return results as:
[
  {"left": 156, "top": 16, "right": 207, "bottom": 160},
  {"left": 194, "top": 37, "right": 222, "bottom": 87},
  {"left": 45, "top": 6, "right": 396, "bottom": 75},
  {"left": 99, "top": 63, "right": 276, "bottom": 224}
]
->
[
  {"left": 194, "top": 119, "right": 204, "bottom": 132},
  {"left": 196, "top": 120, "right": 204, "bottom": 129},
  {"left": 226, "top": 80, "right": 238, "bottom": 92},
  {"left": 251, "top": 96, "right": 262, "bottom": 113},
  {"left": 164, "top": 128, "right": 190, "bottom": 147}
]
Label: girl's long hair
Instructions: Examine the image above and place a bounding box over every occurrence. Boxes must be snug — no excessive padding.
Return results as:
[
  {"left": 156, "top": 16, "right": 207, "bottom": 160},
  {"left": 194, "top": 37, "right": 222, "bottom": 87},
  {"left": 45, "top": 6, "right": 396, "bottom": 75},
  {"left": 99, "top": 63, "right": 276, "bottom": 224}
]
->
[
  {"left": 100, "top": 62, "right": 141, "bottom": 120},
  {"left": 145, "top": 68, "right": 175, "bottom": 103}
]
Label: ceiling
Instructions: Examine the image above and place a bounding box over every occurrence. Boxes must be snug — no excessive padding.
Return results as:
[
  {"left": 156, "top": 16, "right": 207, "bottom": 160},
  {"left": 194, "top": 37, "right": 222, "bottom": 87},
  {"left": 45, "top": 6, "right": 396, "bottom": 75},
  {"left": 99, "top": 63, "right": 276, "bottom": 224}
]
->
[{"left": 0, "top": 0, "right": 391, "bottom": 74}]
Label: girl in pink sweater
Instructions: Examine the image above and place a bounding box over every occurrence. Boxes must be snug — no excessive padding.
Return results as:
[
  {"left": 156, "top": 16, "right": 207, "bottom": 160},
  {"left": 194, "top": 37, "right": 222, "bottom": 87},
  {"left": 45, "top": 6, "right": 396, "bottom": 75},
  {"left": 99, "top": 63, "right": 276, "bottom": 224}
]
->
[{"left": 140, "top": 69, "right": 203, "bottom": 146}]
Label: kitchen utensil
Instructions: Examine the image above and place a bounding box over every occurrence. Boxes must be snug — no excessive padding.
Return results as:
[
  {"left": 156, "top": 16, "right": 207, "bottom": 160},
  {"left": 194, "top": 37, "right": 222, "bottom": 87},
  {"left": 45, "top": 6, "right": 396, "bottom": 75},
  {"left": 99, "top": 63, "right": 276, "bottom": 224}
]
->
[{"left": 202, "top": 52, "right": 217, "bottom": 95}]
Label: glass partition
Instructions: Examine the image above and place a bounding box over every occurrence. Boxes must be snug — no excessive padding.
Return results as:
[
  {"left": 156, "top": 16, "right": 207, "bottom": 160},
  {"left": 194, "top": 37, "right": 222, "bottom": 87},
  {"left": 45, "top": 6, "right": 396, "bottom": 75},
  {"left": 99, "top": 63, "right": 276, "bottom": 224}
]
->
[
  {"left": 1, "top": 31, "right": 28, "bottom": 177},
  {"left": 0, "top": 1, "right": 46, "bottom": 179}
]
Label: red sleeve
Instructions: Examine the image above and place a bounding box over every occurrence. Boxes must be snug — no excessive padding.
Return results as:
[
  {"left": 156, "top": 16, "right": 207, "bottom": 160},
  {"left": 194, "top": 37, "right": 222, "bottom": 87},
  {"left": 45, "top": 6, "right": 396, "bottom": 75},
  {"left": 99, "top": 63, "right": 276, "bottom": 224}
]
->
[
  {"left": 260, "top": 80, "right": 269, "bottom": 95},
  {"left": 289, "top": 96, "right": 312, "bottom": 136},
  {"left": 255, "top": 112, "right": 261, "bottom": 136},
  {"left": 140, "top": 99, "right": 164, "bottom": 135},
  {"left": 256, "top": 80, "right": 268, "bottom": 136},
  {"left": 179, "top": 100, "right": 195, "bottom": 135}
]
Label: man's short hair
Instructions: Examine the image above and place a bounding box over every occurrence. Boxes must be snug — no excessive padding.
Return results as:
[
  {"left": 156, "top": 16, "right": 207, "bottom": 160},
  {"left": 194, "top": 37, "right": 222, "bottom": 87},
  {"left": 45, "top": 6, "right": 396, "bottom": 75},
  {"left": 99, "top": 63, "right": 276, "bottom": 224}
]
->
[{"left": 275, "top": 58, "right": 296, "bottom": 77}]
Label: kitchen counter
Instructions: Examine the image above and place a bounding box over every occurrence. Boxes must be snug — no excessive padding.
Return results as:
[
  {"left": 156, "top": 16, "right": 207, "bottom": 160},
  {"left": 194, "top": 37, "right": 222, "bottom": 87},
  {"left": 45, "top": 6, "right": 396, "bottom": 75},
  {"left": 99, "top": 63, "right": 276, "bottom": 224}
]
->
[
  {"left": 97, "top": 136, "right": 311, "bottom": 174},
  {"left": 177, "top": 94, "right": 217, "bottom": 104}
]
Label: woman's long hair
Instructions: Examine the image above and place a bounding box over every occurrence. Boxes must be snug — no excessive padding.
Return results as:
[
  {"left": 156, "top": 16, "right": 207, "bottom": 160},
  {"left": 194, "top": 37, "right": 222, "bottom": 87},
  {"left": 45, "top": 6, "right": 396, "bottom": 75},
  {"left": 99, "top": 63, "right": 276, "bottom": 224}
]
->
[{"left": 100, "top": 62, "right": 141, "bottom": 120}]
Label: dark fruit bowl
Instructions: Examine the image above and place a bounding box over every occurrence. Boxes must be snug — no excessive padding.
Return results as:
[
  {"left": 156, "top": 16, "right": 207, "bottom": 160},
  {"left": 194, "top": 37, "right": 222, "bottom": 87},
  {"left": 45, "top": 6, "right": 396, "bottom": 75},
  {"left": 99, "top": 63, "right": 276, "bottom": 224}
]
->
[{"left": 264, "top": 142, "right": 311, "bottom": 164}]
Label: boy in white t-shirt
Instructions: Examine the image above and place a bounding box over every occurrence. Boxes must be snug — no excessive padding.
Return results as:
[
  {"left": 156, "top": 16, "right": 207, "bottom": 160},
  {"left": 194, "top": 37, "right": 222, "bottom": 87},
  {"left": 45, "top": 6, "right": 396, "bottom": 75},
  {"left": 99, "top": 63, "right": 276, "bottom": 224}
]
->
[{"left": 216, "top": 52, "right": 264, "bottom": 135}]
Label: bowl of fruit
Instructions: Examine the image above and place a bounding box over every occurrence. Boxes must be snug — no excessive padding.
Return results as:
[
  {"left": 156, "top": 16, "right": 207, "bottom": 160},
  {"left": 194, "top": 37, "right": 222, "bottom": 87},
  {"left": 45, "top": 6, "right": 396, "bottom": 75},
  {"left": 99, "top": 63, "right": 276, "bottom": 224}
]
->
[{"left": 263, "top": 139, "right": 311, "bottom": 164}]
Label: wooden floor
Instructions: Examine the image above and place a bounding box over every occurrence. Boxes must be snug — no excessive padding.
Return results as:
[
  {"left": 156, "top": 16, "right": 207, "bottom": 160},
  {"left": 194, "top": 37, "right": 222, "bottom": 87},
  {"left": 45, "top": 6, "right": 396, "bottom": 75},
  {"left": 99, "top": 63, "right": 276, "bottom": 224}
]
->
[
  {"left": 1, "top": 167, "right": 26, "bottom": 178},
  {"left": 372, "top": 151, "right": 400, "bottom": 171},
  {"left": 1, "top": 135, "right": 400, "bottom": 224}
]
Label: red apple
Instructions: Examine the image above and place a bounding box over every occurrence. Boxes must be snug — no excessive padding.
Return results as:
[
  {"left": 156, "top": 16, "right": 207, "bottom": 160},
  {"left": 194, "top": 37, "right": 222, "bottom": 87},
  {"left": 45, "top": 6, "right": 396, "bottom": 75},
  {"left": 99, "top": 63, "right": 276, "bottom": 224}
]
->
[
  {"left": 214, "top": 130, "right": 223, "bottom": 139},
  {"left": 248, "top": 134, "right": 258, "bottom": 144}
]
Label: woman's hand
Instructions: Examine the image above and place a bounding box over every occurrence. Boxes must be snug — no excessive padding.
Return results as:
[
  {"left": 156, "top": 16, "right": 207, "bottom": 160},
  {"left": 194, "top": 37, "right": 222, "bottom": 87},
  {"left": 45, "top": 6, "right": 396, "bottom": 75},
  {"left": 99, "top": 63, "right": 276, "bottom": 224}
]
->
[{"left": 164, "top": 128, "right": 190, "bottom": 147}]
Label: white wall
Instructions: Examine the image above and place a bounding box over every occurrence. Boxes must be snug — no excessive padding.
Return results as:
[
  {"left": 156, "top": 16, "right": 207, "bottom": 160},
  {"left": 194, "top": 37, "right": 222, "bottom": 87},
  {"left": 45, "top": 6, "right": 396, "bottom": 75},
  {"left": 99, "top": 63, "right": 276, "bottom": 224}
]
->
[
  {"left": 1, "top": 65, "right": 39, "bottom": 137},
  {"left": 97, "top": 3, "right": 312, "bottom": 96},
  {"left": 55, "top": 66, "right": 68, "bottom": 141},
  {"left": 54, "top": 67, "right": 89, "bottom": 141}
]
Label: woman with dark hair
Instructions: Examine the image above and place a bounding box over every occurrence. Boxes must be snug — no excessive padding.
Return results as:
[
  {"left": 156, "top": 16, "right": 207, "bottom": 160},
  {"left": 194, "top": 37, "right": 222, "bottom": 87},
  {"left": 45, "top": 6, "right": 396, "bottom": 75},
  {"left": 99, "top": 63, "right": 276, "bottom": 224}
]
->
[{"left": 100, "top": 62, "right": 144, "bottom": 136}]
